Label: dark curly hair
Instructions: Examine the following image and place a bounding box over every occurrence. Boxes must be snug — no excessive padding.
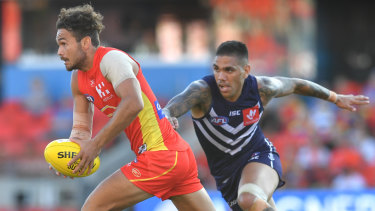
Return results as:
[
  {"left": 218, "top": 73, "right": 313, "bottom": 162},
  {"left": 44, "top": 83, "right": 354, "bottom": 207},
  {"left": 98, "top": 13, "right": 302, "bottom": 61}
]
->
[{"left": 56, "top": 4, "right": 104, "bottom": 47}]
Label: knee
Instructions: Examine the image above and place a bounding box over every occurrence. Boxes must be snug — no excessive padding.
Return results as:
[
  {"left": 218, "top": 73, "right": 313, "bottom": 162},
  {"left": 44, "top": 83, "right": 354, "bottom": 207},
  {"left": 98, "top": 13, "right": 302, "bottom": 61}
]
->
[
  {"left": 237, "top": 183, "right": 274, "bottom": 211},
  {"left": 237, "top": 195, "right": 274, "bottom": 211},
  {"left": 81, "top": 198, "right": 107, "bottom": 211},
  {"left": 237, "top": 192, "right": 257, "bottom": 210}
]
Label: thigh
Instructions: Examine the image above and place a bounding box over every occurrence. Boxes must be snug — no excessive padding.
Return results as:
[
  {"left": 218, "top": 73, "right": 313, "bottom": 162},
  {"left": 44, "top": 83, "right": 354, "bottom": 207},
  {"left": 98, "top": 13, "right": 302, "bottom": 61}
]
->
[
  {"left": 170, "top": 188, "right": 216, "bottom": 211},
  {"left": 83, "top": 169, "right": 153, "bottom": 211},
  {"left": 239, "top": 162, "right": 279, "bottom": 199}
]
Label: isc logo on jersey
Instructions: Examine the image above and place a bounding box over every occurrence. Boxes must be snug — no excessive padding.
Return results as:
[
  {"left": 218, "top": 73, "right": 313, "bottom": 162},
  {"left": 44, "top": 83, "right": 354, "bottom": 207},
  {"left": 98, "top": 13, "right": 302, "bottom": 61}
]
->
[{"left": 210, "top": 116, "right": 229, "bottom": 126}]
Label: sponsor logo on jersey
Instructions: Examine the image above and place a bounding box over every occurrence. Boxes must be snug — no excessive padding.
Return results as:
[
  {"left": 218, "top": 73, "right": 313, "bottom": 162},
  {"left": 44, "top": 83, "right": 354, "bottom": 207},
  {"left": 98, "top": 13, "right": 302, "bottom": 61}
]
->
[
  {"left": 96, "top": 82, "right": 110, "bottom": 98},
  {"left": 229, "top": 110, "right": 241, "bottom": 116},
  {"left": 154, "top": 100, "right": 165, "bottom": 119},
  {"left": 84, "top": 94, "right": 95, "bottom": 103},
  {"left": 90, "top": 80, "right": 95, "bottom": 87},
  {"left": 210, "top": 116, "right": 229, "bottom": 125},
  {"left": 138, "top": 144, "right": 147, "bottom": 154},
  {"left": 249, "top": 152, "right": 260, "bottom": 161},
  {"left": 102, "top": 94, "right": 113, "bottom": 102},
  {"left": 132, "top": 168, "right": 141, "bottom": 177},
  {"left": 242, "top": 105, "right": 259, "bottom": 126}
]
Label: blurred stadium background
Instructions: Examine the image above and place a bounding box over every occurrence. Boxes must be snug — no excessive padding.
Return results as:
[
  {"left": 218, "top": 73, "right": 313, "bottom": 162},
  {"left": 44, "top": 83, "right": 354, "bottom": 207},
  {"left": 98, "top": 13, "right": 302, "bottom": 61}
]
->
[{"left": 1, "top": 0, "right": 375, "bottom": 210}]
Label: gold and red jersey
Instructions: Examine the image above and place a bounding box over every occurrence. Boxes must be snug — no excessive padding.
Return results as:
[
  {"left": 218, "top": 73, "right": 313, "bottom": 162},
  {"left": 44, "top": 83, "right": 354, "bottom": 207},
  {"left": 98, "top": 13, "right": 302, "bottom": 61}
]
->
[{"left": 77, "top": 47, "right": 188, "bottom": 155}]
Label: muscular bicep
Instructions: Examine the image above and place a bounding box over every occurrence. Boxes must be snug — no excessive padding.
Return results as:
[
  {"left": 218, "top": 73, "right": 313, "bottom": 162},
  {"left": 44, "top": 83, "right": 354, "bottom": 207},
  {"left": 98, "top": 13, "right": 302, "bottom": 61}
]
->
[
  {"left": 114, "top": 77, "right": 143, "bottom": 103},
  {"left": 165, "top": 80, "right": 211, "bottom": 118},
  {"left": 109, "top": 78, "right": 143, "bottom": 126}
]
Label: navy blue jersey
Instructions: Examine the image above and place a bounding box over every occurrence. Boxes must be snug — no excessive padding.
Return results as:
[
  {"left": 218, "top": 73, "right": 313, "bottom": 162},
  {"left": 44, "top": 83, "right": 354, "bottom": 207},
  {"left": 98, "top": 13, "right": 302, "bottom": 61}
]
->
[{"left": 192, "top": 75, "right": 284, "bottom": 210}]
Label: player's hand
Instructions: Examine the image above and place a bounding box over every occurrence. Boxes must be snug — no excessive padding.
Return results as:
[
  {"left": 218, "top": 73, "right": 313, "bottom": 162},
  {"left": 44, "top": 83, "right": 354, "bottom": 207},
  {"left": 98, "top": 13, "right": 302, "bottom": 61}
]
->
[
  {"left": 335, "top": 94, "right": 370, "bottom": 111},
  {"left": 68, "top": 138, "right": 101, "bottom": 176},
  {"left": 168, "top": 116, "right": 179, "bottom": 130},
  {"left": 163, "top": 108, "right": 179, "bottom": 130},
  {"left": 48, "top": 165, "right": 74, "bottom": 179}
]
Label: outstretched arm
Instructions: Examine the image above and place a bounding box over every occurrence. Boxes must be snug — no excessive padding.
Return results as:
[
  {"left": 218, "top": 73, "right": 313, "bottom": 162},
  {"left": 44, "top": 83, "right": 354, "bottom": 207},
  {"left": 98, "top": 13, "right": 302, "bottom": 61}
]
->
[
  {"left": 163, "top": 80, "right": 211, "bottom": 129},
  {"left": 257, "top": 76, "right": 370, "bottom": 111}
]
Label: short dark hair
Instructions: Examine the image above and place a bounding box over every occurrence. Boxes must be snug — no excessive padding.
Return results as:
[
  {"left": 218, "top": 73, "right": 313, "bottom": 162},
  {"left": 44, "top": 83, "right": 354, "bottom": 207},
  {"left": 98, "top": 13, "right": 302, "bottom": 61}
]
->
[
  {"left": 215, "top": 40, "right": 249, "bottom": 64},
  {"left": 56, "top": 4, "right": 104, "bottom": 47}
]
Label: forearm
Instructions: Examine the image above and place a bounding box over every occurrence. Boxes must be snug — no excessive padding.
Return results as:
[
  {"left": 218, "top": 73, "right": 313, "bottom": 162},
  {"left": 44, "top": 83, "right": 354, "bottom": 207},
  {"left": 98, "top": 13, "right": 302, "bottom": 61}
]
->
[
  {"left": 70, "top": 111, "right": 93, "bottom": 141},
  {"left": 265, "top": 77, "right": 369, "bottom": 111},
  {"left": 70, "top": 127, "right": 91, "bottom": 140},
  {"left": 164, "top": 95, "right": 193, "bottom": 118},
  {"left": 70, "top": 72, "right": 94, "bottom": 141},
  {"left": 164, "top": 80, "right": 210, "bottom": 118},
  {"left": 291, "top": 78, "right": 335, "bottom": 102},
  {"left": 276, "top": 77, "right": 335, "bottom": 102}
]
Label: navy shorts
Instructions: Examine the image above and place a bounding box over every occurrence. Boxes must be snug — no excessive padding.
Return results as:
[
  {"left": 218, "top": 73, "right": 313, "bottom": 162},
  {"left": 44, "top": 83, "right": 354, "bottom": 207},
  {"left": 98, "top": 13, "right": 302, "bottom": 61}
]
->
[{"left": 217, "top": 138, "right": 284, "bottom": 211}]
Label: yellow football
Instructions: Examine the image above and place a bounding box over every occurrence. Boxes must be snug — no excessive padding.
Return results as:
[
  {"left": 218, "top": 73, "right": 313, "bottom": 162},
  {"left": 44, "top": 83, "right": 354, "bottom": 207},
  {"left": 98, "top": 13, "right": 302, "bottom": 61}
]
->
[{"left": 44, "top": 139, "right": 100, "bottom": 177}]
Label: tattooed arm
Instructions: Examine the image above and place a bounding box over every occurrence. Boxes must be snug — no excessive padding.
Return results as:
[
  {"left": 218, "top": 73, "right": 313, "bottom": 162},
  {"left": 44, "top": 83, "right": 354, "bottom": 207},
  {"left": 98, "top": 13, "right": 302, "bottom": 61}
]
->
[
  {"left": 163, "top": 80, "right": 211, "bottom": 129},
  {"left": 256, "top": 76, "right": 370, "bottom": 111}
]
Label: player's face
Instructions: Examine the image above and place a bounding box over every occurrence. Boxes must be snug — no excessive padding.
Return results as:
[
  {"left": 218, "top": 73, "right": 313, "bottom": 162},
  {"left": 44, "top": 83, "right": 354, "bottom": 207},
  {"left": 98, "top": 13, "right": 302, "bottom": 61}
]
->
[
  {"left": 56, "top": 29, "right": 87, "bottom": 71},
  {"left": 212, "top": 55, "right": 250, "bottom": 102}
]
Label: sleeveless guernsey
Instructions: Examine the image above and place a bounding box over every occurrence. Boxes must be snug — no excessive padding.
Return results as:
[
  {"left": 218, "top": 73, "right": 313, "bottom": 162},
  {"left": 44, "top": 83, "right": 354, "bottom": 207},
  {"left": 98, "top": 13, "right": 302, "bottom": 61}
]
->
[
  {"left": 77, "top": 47, "right": 188, "bottom": 155},
  {"left": 192, "top": 75, "right": 283, "bottom": 210},
  {"left": 193, "top": 75, "right": 266, "bottom": 178}
]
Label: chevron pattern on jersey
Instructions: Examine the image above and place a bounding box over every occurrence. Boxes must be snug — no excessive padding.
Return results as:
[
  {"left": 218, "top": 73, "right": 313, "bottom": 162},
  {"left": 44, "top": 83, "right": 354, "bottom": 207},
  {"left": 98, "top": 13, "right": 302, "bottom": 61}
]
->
[{"left": 193, "top": 103, "right": 263, "bottom": 156}]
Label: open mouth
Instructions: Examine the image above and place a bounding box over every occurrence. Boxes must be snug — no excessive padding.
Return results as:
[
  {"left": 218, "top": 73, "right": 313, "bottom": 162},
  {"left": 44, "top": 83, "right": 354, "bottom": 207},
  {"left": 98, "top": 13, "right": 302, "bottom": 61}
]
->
[
  {"left": 218, "top": 84, "right": 230, "bottom": 92},
  {"left": 61, "top": 58, "right": 69, "bottom": 65}
]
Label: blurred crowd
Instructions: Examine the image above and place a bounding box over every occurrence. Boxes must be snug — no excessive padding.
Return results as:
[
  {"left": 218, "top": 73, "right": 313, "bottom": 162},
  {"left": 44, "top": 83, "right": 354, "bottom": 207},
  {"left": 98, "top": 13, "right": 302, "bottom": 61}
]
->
[{"left": 11, "top": 0, "right": 317, "bottom": 78}]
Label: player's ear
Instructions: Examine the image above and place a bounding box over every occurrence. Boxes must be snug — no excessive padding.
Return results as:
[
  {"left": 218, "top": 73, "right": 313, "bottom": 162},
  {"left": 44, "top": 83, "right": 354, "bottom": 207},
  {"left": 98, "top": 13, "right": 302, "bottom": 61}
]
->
[
  {"left": 244, "top": 64, "right": 251, "bottom": 77},
  {"left": 81, "top": 36, "right": 92, "bottom": 50}
]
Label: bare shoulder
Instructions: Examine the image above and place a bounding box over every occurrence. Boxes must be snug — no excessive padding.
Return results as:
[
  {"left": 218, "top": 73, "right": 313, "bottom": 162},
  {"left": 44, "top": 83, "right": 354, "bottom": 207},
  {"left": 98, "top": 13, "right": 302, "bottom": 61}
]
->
[
  {"left": 256, "top": 76, "right": 279, "bottom": 104},
  {"left": 185, "top": 79, "right": 211, "bottom": 104},
  {"left": 190, "top": 79, "right": 210, "bottom": 91},
  {"left": 256, "top": 76, "right": 283, "bottom": 89}
]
